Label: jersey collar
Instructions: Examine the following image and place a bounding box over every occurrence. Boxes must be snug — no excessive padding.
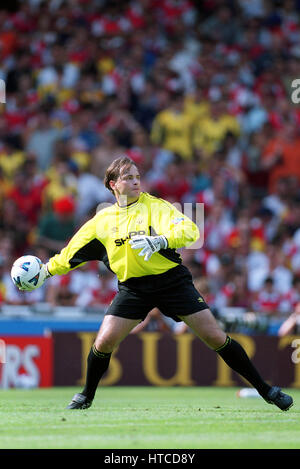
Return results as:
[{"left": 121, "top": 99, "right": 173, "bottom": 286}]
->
[{"left": 115, "top": 192, "right": 143, "bottom": 209}]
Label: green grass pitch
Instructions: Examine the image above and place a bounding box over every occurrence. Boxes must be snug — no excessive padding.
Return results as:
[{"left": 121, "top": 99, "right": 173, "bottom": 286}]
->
[{"left": 0, "top": 386, "right": 299, "bottom": 449}]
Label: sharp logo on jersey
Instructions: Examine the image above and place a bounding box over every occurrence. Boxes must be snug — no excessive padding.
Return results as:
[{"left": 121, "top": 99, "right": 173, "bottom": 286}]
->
[{"left": 115, "top": 230, "right": 146, "bottom": 246}]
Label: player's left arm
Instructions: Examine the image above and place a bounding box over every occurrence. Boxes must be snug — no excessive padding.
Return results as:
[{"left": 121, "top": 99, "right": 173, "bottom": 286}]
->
[
  {"left": 14, "top": 215, "right": 107, "bottom": 291},
  {"left": 46, "top": 216, "right": 98, "bottom": 276},
  {"left": 159, "top": 200, "right": 200, "bottom": 249}
]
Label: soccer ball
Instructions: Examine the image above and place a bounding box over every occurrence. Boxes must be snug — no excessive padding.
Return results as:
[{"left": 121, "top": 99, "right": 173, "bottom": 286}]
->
[{"left": 11, "top": 255, "right": 45, "bottom": 291}]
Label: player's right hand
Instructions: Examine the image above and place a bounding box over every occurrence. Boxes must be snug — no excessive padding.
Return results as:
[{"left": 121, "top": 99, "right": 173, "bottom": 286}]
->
[
  {"left": 15, "top": 263, "right": 52, "bottom": 291},
  {"left": 40, "top": 263, "right": 52, "bottom": 283},
  {"left": 129, "top": 235, "right": 168, "bottom": 261}
]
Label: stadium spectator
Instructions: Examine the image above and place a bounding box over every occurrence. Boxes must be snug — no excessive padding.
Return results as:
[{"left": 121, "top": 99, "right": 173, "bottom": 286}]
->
[
  {"left": 0, "top": 138, "right": 25, "bottom": 183},
  {"left": 278, "top": 302, "right": 300, "bottom": 337},
  {"left": 84, "top": 269, "right": 117, "bottom": 309},
  {"left": 37, "top": 196, "right": 76, "bottom": 257},
  {"left": 131, "top": 79, "right": 163, "bottom": 132},
  {"left": 46, "top": 263, "right": 103, "bottom": 308},
  {"left": 125, "top": 128, "right": 156, "bottom": 176},
  {"left": 184, "top": 84, "right": 210, "bottom": 124},
  {"left": 193, "top": 99, "right": 241, "bottom": 161},
  {"left": 25, "top": 111, "right": 62, "bottom": 171},
  {"left": 7, "top": 158, "right": 46, "bottom": 227},
  {"left": 150, "top": 160, "right": 191, "bottom": 204},
  {"left": 150, "top": 90, "right": 194, "bottom": 160},
  {"left": 46, "top": 273, "right": 78, "bottom": 307},
  {"left": 252, "top": 277, "right": 282, "bottom": 316},
  {"left": 68, "top": 148, "right": 113, "bottom": 221},
  {"left": 1, "top": 198, "right": 32, "bottom": 257},
  {"left": 42, "top": 154, "right": 78, "bottom": 211},
  {"left": 199, "top": 5, "right": 242, "bottom": 45},
  {"left": 279, "top": 276, "right": 300, "bottom": 315},
  {"left": 202, "top": 200, "right": 234, "bottom": 253},
  {"left": 261, "top": 122, "right": 300, "bottom": 193},
  {"left": 91, "top": 129, "right": 127, "bottom": 178}
]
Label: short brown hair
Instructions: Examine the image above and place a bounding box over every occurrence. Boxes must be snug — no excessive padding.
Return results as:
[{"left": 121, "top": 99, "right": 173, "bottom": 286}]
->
[{"left": 104, "top": 156, "right": 137, "bottom": 193}]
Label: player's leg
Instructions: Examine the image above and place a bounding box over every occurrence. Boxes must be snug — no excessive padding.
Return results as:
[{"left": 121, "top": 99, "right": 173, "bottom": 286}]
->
[
  {"left": 178, "top": 309, "right": 293, "bottom": 411},
  {"left": 178, "top": 307, "right": 227, "bottom": 349},
  {"left": 84, "top": 314, "right": 140, "bottom": 395},
  {"left": 94, "top": 313, "right": 141, "bottom": 352},
  {"left": 67, "top": 284, "right": 152, "bottom": 409},
  {"left": 67, "top": 315, "right": 140, "bottom": 409}
]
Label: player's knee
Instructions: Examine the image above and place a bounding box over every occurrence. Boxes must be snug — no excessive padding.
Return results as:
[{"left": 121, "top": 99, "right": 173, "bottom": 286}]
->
[
  {"left": 202, "top": 329, "right": 227, "bottom": 350},
  {"left": 94, "top": 335, "right": 117, "bottom": 354}
]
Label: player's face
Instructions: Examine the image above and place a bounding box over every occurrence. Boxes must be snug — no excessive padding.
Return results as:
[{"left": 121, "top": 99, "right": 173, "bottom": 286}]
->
[{"left": 112, "top": 165, "right": 141, "bottom": 205}]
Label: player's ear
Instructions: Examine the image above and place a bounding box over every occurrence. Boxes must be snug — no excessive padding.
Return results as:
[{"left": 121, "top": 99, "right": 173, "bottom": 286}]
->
[{"left": 109, "top": 180, "right": 116, "bottom": 192}]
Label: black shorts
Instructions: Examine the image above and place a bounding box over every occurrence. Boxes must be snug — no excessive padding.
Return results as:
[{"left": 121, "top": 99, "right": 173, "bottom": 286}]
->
[{"left": 106, "top": 265, "right": 209, "bottom": 322}]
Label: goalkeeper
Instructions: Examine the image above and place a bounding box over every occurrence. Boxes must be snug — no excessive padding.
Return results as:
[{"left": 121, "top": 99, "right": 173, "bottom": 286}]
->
[{"left": 27, "top": 156, "right": 293, "bottom": 411}]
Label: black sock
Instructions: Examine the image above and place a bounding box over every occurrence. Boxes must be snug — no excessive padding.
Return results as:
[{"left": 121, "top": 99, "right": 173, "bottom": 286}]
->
[
  {"left": 216, "top": 336, "right": 271, "bottom": 398},
  {"left": 81, "top": 345, "right": 111, "bottom": 401}
]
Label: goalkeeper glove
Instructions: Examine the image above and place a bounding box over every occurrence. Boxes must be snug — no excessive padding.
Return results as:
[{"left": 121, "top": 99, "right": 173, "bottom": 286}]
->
[
  {"left": 129, "top": 235, "right": 168, "bottom": 261},
  {"left": 42, "top": 263, "right": 53, "bottom": 281}
]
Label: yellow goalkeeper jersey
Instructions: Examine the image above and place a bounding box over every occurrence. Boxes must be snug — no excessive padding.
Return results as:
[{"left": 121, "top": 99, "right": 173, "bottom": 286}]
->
[{"left": 48, "top": 192, "right": 199, "bottom": 283}]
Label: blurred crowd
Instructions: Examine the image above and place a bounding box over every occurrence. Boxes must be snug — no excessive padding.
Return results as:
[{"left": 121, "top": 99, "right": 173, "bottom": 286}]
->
[{"left": 0, "top": 0, "right": 300, "bottom": 331}]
